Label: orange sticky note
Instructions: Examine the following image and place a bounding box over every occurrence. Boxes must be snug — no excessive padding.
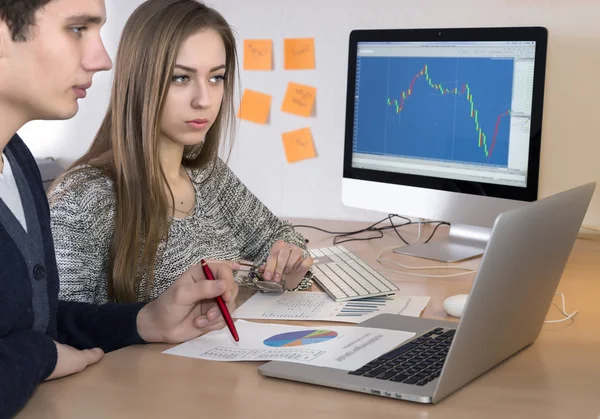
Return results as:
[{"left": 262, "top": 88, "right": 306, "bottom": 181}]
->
[
  {"left": 243, "top": 39, "right": 273, "bottom": 70},
  {"left": 284, "top": 38, "right": 315, "bottom": 70},
  {"left": 237, "top": 89, "right": 272, "bottom": 124},
  {"left": 282, "top": 128, "right": 317, "bottom": 163},
  {"left": 281, "top": 82, "right": 316, "bottom": 117}
]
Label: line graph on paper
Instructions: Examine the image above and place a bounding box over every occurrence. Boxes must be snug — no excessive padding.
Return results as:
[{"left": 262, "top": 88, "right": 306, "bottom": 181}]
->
[{"left": 354, "top": 56, "right": 514, "bottom": 167}]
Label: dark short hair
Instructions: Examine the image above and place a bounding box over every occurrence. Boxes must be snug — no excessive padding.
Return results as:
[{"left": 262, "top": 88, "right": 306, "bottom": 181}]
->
[{"left": 0, "top": 0, "right": 53, "bottom": 41}]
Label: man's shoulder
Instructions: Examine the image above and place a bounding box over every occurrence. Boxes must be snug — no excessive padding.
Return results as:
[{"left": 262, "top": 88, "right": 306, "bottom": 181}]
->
[
  {"left": 6, "top": 134, "right": 34, "bottom": 162},
  {"left": 7, "top": 133, "right": 25, "bottom": 147}
]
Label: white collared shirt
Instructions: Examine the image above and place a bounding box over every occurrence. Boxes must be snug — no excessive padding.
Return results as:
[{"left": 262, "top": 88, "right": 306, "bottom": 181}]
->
[{"left": 0, "top": 153, "right": 28, "bottom": 231}]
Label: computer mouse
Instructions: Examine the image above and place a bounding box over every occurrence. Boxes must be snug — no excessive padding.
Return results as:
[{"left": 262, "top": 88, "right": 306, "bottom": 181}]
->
[{"left": 443, "top": 294, "right": 469, "bottom": 318}]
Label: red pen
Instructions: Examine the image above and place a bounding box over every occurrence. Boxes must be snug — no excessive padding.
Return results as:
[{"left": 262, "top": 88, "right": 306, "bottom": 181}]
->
[{"left": 200, "top": 259, "right": 239, "bottom": 342}]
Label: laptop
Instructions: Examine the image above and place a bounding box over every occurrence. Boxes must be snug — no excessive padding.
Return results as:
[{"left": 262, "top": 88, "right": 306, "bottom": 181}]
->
[{"left": 259, "top": 182, "right": 596, "bottom": 404}]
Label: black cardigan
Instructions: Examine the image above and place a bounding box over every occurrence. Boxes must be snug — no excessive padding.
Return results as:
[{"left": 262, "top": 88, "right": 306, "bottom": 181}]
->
[{"left": 0, "top": 135, "right": 146, "bottom": 418}]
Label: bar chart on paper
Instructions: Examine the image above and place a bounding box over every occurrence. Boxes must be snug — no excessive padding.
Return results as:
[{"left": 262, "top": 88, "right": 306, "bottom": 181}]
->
[
  {"left": 232, "top": 291, "right": 430, "bottom": 323},
  {"left": 354, "top": 56, "right": 514, "bottom": 167}
]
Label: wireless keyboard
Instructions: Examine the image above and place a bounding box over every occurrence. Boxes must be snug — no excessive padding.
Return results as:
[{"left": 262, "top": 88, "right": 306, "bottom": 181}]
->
[{"left": 308, "top": 245, "right": 398, "bottom": 302}]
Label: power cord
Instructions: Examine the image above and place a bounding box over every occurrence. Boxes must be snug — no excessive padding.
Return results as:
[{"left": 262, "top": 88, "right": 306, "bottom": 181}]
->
[
  {"left": 376, "top": 245, "right": 476, "bottom": 278},
  {"left": 293, "top": 214, "right": 448, "bottom": 246},
  {"left": 544, "top": 292, "right": 579, "bottom": 323},
  {"left": 293, "top": 215, "right": 476, "bottom": 278}
]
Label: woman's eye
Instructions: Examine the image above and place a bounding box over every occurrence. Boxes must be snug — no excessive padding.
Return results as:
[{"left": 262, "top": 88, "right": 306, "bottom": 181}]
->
[
  {"left": 172, "top": 75, "right": 190, "bottom": 83},
  {"left": 210, "top": 74, "right": 225, "bottom": 83}
]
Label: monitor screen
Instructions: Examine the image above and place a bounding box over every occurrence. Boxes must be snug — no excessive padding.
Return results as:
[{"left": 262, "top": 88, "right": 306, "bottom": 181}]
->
[{"left": 350, "top": 40, "right": 536, "bottom": 189}]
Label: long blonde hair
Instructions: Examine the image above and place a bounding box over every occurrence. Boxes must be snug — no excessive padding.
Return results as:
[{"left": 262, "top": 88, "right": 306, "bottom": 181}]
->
[{"left": 53, "top": 0, "right": 238, "bottom": 302}]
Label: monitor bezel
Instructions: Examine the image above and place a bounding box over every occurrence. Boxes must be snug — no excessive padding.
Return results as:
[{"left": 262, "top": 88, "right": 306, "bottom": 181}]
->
[{"left": 343, "top": 26, "right": 548, "bottom": 202}]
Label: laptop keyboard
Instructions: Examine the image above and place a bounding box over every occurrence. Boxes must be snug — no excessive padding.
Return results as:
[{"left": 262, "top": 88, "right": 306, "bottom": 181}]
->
[{"left": 348, "top": 327, "right": 455, "bottom": 386}]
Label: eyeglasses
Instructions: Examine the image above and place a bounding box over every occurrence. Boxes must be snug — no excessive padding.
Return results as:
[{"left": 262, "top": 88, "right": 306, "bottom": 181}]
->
[
  {"left": 235, "top": 262, "right": 285, "bottom": 293},
  {"left": 235, "top": 261, "right": 314, "bottom": 293}
]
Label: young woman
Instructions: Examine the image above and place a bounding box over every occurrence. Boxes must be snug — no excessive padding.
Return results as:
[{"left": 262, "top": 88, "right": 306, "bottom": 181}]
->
[{"left": 48, "top": 0, "right": 313, "bottom": 304}]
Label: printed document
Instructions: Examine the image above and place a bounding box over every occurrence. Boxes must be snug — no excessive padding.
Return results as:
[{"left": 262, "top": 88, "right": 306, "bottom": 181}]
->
[{"left": 163, "top": 320, "right": 415, "bottom": 371}]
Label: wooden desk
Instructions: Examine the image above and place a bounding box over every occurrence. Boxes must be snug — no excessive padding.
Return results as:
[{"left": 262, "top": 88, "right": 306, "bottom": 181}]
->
[{"left": 17, "top": 220, "right": 600, "bottom": 419}]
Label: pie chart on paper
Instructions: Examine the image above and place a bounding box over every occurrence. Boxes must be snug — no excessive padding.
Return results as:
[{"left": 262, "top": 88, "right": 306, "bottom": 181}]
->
[{"left": 263, "top": 330, "right": 339, "bottom": 347}]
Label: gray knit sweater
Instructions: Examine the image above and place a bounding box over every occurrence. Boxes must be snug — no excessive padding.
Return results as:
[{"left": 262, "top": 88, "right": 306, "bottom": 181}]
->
[{"left": 48, "top": 158, "right": 307, "bottom": 304}]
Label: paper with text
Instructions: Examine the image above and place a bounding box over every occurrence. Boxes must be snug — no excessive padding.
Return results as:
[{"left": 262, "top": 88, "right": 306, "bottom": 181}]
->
[
  {"left": 281, "top": 82, "right": 316, "bottom": 117},
  {"left": 233, "top": 292, "right": 430, "bottom": 323},
  {"left": 243, "top": 39, "right": 273, "bottom": 70},
  {"left": 284, "top": 38, "right": 315, "bottom": 70},
  {"left": 281, "top": 127, "right": 317, "bottom": 163},
  {"left": 238, "top": 89, "right": 272, "bottom": 124},
  {"left": 163, "top": 320, "right": 415, "bottom": 371}
]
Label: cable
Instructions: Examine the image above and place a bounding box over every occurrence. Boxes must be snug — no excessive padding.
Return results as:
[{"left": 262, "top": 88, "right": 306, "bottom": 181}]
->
[
  {"left": 375, "top": 245, "right": 477, "bottom": 278},
  {"left": 293, "top": 214, "right": 409, "bottom": 236},
  {"left": 294, "top": 216, "right": 476, "bottom": 278},
  {"left": 412, "top": 218, "right": 422, "bottom": 245},
  {"left": 544, "top": 292, "right": 579, "bottom": 323},
  {"left": 293, "top": 214, "right": 448, "bottom": 246}
]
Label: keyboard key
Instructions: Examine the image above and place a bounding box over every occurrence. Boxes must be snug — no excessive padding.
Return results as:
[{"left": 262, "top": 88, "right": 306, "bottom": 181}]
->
[
  {"left": 388, "top": 359, "right": 405, "bottom": 367},
  {"left": 379, "top": 343, "right": 418, "bottom": 360},
  {"left": 376, "top": 371, "right": 398, "bottom": 380},
  {"left": 390, "top": 374, "right": 410, "bottom": 382},
  {"left": 362, "top": 362, "right": 381, "bottom": 369},
  {"left": 348, "top": 369, "right": 367, "bottom": 376},
  {"left": 311, "top": 248, "right": 326, "bottom": 258},
  {"left": 441, "top": 329, "right": 456, "bottom": 338},
  {"left": 363, "top": 367, "right": 388, "bottom": 378},
  {"left": 328, "top": 254, "right": 342, "bottom": 262}
]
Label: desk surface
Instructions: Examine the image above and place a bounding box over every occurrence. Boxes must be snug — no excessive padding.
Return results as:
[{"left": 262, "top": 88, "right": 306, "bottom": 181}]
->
[{"left": 17, "top": 220, "right": 600, "bottom": 419}]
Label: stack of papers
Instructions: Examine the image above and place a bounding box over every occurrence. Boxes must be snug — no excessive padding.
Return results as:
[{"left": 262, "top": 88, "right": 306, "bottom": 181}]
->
[
  {"left": 163, "top": 320, "right": 415, "bottom": 371},
  {"left": 232, "top": 291, "right": 430, "bottom": 323}
]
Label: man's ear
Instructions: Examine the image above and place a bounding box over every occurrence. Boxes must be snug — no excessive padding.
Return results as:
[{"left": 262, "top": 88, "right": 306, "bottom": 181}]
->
[
  {"left": 0, "top": 17, "right": 16, "bottom": 59},
  {"left": 0, "top": 20, "right": 9, "bottom": 58}
]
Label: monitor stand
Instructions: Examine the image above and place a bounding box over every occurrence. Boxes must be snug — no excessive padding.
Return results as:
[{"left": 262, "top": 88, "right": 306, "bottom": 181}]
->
[{"left": 393, "top": 224, "right": 491, "bottom": 263}]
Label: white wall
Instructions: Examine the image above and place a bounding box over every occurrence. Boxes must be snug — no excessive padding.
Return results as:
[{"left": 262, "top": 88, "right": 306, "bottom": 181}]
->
[
  {"left": 19, "top": 0, "right": 144, "bottom": 164},
  {"left": 19, "top": 0, "right": 600, "bottom": 228}
]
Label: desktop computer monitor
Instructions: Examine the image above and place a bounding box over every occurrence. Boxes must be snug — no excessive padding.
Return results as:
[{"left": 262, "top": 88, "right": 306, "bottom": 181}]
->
[{"left": 341, "top": 26, "right": 548, "bottom": 262}]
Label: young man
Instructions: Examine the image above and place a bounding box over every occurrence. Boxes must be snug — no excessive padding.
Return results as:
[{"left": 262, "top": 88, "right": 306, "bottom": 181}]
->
[{"left": 0, "top": 1, "right": 239, "bottom": 417}]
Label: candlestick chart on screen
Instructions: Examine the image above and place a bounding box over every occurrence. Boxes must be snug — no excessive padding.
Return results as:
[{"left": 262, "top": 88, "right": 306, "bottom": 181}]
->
[{"left": 353, "top": 57, "right": 514, "bottom": 167}]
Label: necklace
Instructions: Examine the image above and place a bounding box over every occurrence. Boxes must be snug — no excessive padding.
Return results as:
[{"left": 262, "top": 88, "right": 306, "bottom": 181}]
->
[
  {"left": 173, "top": 201, "right": 195, "bottom": 215},
  {"left": 169, "top": 167, "right": 195, "bottom": 216}
]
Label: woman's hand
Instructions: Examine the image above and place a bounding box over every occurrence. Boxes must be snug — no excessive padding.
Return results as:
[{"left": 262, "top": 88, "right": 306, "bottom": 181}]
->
[{"left": 262, "top": 240, "right": 313, "bottom": 290}]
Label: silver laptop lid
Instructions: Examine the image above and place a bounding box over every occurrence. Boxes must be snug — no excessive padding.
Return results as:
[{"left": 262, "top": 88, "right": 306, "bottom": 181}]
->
[{"left": 433, "top": 182, "right": 596, "bottom": 403}]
